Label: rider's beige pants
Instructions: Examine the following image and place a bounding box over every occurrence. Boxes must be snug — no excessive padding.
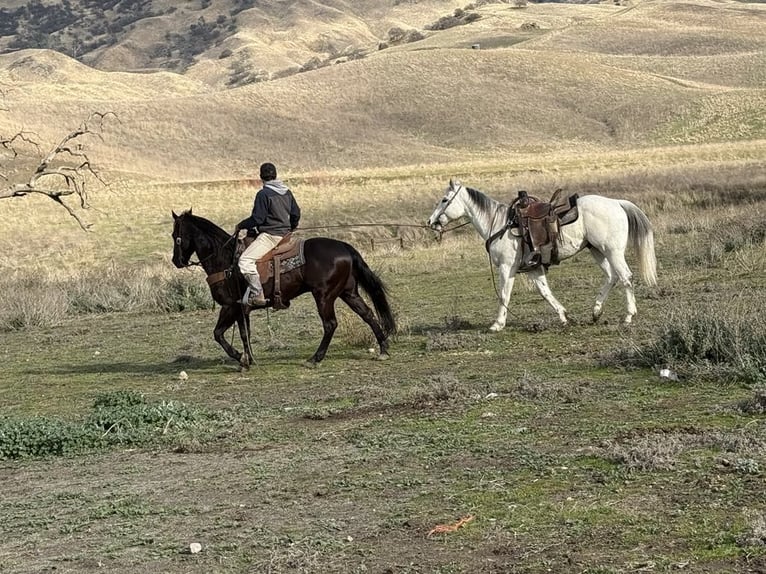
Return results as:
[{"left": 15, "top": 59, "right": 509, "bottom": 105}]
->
[{"left": 238, "top": 232, "right": 282, "bottom": 290}]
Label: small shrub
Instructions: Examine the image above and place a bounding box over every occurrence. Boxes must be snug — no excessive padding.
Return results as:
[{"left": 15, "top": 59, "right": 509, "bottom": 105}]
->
[
  {"left": 0, "top": 391, "right": 221, "bottom": 460},
  {"left": 700, "top": 219, "right": 766, "bottom": 269},
  {"left": 0, "top": 281, "right": 68, "bottom": 331},
  {"left": 425, "top": 9, "right": 480, "bottom": 31},
  {"left": 87, "top": 390, "right": 209, "bottom": 445},
  {"left": 737, "top": 388, "right": 766, "bottom": 414},
  {"left": 158, "top": 275, "right": 213, "bottom": 312},
  {"left": 405, "top": 373, "right": 467, "bottom": 406},
  {"left": 738, "top": 509, "right": 766, "bottom": 548},
  {"left": 0, "top": 417, "right": 95, "bottom": 459},
  {"left": 634, "top": 301, "right": 766, "bottom": 384}
]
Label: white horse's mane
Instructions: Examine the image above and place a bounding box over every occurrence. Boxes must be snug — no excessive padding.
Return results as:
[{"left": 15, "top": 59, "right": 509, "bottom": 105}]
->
[{"left": 464, "top": 186, "right": 509, "bottom": 234}]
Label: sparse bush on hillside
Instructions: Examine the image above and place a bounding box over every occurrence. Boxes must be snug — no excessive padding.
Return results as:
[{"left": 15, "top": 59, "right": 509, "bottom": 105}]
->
[
  {"left": 631, "top": 300, "right": 766, "bottom": 385},
  {"left": 300, "top": 56, "right": 327, "bottom": 73},
  {"left": 227, "top": 54, "right": 268, "bottom": 86},
  {"left": 426, "top": 8, "right": 481, "bottom": 31},
  {"left": 386, "top": 27, "right": 425, "bottom": 46},
  {"left": 230, "top": 0, "right": 256, "bottom": 16}
]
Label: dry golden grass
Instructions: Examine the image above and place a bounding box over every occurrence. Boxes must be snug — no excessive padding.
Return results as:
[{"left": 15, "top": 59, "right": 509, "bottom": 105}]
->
[{"left": 0, "top": 0, "right": 764, "bottom": 282}]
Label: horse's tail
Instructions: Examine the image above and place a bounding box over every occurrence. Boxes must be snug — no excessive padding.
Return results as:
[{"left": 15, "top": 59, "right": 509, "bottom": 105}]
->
[
  {"left": 619, "top": 200, "right": 658, "bottom": 287},
  {"left": 348, "top": 245, "right": 397, "bottom": 336}
]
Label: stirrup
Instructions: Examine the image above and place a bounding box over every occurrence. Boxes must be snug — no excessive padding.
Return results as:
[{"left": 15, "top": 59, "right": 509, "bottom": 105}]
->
[{"left": 242, "top": 287, "right": 267, "bottom": 307}]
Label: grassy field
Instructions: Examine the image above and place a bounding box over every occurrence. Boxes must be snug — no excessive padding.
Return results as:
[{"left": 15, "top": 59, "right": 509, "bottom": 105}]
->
[{"left": 0, "top": 153, "right": 765, "bottom": 573}]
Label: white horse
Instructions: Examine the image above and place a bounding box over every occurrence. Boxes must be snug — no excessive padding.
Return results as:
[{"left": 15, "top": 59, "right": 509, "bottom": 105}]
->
[{"left": 427, "top": 179, "right": 658, "bottom": 331}]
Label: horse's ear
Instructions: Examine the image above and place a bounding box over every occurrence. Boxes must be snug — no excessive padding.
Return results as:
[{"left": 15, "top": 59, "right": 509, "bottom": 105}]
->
[
  {"left": 448, "top": 178, "right": 454, "bottom": 188},
  {"left": 172, "top": 210, "right": 178, "bottom": 220},
  {"left": 189, "top": 207, "right": 193, "bottom": 215}
]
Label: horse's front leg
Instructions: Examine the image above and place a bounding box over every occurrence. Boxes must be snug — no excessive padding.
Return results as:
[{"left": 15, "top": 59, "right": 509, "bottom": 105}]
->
[
  {"left": 213, "top": 305, "right": 248, "bottom": 368},
  {"left": 236, "top": 309, "right": 254, "bottom": 369},
  {"left": 527, "top": 267, "right": 569, "bottom": 325},
  {"left": 490, "top": 263, "right": 516, "bottom": 332}
]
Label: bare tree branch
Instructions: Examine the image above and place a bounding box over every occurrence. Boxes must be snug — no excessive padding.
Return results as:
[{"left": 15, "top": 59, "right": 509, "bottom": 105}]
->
[{"left": 0, "top": 111, "right": 117, "bottom": 230}]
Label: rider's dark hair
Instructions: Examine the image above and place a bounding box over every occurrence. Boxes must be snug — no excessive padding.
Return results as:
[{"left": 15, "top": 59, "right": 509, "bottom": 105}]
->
[{"left": 260, "top": 162, "right": 277, "bottom": 181}]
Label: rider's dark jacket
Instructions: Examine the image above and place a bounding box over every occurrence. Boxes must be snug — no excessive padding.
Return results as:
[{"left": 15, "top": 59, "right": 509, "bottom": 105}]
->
[{"left": 237, "top": 179, "right": 301, "bottom": 236}]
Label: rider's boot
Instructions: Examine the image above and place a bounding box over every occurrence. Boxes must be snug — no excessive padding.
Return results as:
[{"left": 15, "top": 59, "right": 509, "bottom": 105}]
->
[{"left": 242, "top": 275, "right": 267, "bottom": 307}]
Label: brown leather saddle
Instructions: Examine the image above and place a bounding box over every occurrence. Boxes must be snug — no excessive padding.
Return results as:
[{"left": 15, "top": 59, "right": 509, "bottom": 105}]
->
[
  {"left": 252, "top": 234, "right": 305, "bottom": 310},
  {"left": 511, "top": 189, "right": 579, "bottom": 269},
  {"left": 205, "top": 234, "right": 305, "bottom": 310}
]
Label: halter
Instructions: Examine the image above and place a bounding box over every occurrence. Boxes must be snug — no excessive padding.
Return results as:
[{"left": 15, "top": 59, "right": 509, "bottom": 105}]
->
[
  {"left": 174, "top": 223, "right": 236, "bottom": 269},
  {"left": 431, "top": 183, "right": 462, "bottom": 224}
]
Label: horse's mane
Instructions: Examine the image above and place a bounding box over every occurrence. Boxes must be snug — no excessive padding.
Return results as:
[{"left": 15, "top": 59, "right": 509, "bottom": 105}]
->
[
  {"left": 182, "top": 210, "right": 228, "bottom": 238},
  {"left": 466, "top": 187, "right": 507, "bottom": 220}
]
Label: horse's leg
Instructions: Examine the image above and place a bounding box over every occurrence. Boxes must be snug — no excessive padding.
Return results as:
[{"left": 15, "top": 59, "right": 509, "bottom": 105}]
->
[
  {"left": 235, "top": 308, "right": 254, "bottom": 369},
  {"left": 489, "top": 263, "right": 516, "bottom": 332},
  {"left": 603, "top": 250, "right": 637, "bottom": 324},
  {"left": 340, "top": 290, "right": 390, "bottom": 360},
  {"left": 306, "top": 294, "right": 338, "bottom": 367},
  {"left": 213, "top": 305, "right": 247, "bottom": 368},
  {"left": 527, "top": 267, "right": 569, "bottom": 325},
  {"left": 589, "top": 248, "right": 618, "bottom": 323}
]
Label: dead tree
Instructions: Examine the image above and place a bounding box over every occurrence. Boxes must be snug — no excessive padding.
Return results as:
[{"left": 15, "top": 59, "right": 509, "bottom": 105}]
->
[{"left": 0, "top": 111, "right": 116, "bottom": 230}]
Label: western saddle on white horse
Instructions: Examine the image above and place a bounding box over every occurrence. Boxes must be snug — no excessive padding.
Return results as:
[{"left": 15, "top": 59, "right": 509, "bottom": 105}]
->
[{"left": 510, "top": 189, "right": 580, "bottom": 270}]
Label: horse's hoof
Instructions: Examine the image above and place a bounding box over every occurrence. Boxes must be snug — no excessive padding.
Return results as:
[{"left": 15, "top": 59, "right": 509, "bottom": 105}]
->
[
  {"left": 489, "top": 323, "right": 504, "bottom": 333},
  {"left": 377, "top": 353, "right": 390, "bottom": 361},
  {"left": 304, "top": 360, "right": 319, "bottom": 369}
]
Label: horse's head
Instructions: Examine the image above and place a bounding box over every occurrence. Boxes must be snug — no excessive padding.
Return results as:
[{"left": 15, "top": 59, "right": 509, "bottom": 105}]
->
[
  {"left": 427, "top": 179, "right": 467, "bottom": 231},
  {"left": 171, "top": 209, "right": 196, "bottom": 268}
]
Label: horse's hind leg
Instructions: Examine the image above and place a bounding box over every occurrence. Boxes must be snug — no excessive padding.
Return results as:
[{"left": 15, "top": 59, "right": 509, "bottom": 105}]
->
[
  {"left": 307, "top": 295, "right": 339, "bottom": 367},
  {"left": 340, "top": 290, "right": 390, "bottom": 360},
  {"left": 214, "top": 305, "right": 249, "bottom": 369},
  {"left": 590, "top": 248, "right": 636, "bottom": 324}
]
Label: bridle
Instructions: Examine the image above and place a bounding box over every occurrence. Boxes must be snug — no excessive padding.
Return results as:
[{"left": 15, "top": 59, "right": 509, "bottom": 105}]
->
[
  {"left": 174, "top": 222, "right": 236, "bottom": 269},
  {"left": 430, "top": 184, "right": 462, "bottom": 226}
]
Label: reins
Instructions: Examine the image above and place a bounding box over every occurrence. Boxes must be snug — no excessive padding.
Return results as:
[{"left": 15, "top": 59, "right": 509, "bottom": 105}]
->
[
  {"left": 180, "top": 234, "right": 237, "bottom": 269},
  {"left": 284, "top": 221, "right": 472, "bottom": 241}
]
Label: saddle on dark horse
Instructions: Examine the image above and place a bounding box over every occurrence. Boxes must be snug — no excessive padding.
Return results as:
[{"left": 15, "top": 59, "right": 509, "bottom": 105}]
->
[
  {"left": 510, "top": 189, "right": 579, "bottom": 270},
  {"left": 244, "top": 233, "right": 306, "bottom": 310},
  {"left": 208, "top": 233, "right": 306, "bottom": 311}
]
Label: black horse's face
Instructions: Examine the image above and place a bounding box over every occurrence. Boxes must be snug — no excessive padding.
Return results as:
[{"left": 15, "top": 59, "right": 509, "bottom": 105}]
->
[{"left": 171, "top": 212, "right": 195, "bottom": 268}]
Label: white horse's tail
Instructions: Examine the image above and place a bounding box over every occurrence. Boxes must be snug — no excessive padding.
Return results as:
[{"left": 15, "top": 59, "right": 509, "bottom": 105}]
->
[{"left": 619, "top": 200, "right": 658, "bottom": 286}]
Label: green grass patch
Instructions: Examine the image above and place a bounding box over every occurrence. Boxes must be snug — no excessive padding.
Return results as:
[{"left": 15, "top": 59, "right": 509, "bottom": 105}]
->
[{"left": 0, "top": 390, "right": 222, "bottom": 459}]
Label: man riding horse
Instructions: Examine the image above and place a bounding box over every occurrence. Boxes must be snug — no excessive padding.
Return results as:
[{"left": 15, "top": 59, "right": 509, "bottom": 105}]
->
[{"left": 234, "top": 162, "right": 301, "bottom": 307}]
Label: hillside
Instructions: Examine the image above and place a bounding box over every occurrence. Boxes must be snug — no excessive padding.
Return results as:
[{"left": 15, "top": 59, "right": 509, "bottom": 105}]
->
[
  {"left": 0, "top": 0, "right": 469, "bottom": 86},
  {"left": 0, "top": 0, "right": 764, "bottom": 181}
]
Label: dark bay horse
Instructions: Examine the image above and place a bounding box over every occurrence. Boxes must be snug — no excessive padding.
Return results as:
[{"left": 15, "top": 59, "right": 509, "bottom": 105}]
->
[{"left": 171, "top": 210, "right": 396, "bottom": 368}]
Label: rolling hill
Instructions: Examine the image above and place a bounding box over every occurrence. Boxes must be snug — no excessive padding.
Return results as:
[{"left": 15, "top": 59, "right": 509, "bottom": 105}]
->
[{"left": 0, "top": 0, "right": 764, "bottom": 181}]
